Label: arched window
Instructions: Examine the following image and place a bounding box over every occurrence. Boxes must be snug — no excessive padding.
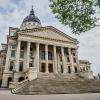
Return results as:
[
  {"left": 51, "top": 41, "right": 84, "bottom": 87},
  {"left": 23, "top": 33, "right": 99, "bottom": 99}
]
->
[
  {"left": 18, "top": 77, "right": 24, "bottom": 82},
  {"left": 9, "top": 61, "right": 14, "bottom": 71}
]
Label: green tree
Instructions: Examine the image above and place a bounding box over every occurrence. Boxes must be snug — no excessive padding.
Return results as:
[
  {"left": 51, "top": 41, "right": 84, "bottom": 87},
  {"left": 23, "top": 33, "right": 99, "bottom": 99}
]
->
[{"left": 49, "top": 0, "right": 100, "bottom": 34}]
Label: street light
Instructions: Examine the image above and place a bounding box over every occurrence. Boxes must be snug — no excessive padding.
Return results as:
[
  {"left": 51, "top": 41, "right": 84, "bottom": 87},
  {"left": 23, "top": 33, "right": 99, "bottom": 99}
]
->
[{"left": 12, "top": 68, "right": 16, "bottom": 81}]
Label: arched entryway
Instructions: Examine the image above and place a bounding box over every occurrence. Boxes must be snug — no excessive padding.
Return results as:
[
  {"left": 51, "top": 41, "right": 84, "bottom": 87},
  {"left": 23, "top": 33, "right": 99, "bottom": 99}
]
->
[
  {"left": 18, "top": 77, "right": 24, "bottom": 82},
  {"left": 7, "top": 77, "right": 12, "bottom": 87}
]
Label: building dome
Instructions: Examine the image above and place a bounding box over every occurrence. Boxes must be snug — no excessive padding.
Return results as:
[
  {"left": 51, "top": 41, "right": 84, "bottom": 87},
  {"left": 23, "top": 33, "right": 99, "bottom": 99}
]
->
[{"left": 20, "top": 7, "right": 41, "bottom": 30}]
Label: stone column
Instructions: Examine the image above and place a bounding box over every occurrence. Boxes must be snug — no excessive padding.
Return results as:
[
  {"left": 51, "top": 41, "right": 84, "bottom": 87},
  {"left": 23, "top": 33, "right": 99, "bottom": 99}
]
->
[
  {"left": 68, "top": 48, "right": 75, "bottom": 73},
  {"left": 53, "top": 46, "right": 58, "bottom": 73},
  {"left": 4, "top": 44, "right": 11, "bottom": 72},
  {"left": 75, "top": 48, "right": 80, "bottom": 72},
  {"left": 26, "top": 42, "right": 31, "bottom": 69},
  {"left": 61, "top": 47, "right": 66, "bottom": 73},
  {"left": 36, "top": 43, "right": 40, "bottom": 72},
  {"left": 45, "top": 45, "right": 48, "bottom": 73},
  {"left": 15, "top": 41, "right": 21, "bottom": 72}
]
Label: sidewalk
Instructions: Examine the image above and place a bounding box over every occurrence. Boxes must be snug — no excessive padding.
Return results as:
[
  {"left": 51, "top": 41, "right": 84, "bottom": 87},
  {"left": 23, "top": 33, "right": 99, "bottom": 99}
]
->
[{"left": 0, "top": 90, "right": 100, "bottom": 100}]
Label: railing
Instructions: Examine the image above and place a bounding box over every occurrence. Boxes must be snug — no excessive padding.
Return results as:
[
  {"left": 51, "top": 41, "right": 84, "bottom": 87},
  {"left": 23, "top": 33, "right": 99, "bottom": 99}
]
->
[
  {"left": 9, "top": 67, "right": 38, "bottom": 94},
  {"left": 10, "top": 79, "right": 29, "bottom": 94}
]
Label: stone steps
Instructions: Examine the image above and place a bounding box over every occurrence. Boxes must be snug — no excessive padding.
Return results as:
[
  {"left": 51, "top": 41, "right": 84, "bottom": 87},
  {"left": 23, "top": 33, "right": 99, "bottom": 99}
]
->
[{"left": 12, "top": 77, "right": 100, "bottom": 95}]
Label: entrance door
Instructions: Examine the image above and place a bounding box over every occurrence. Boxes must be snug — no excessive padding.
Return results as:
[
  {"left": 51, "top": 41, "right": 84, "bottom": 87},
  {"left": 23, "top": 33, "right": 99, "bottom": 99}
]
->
[
  {"left": 7, "top": 77, "right": 12, "bottom": 87},
  {"left": 41, "top": 63, "right": 45, "bottom": 72},
  {"left": 68, "top": 66, "right": 71, "bottom": 73},
  {"left": 48, "top": 64, "right": 53, "bottom": 73}
]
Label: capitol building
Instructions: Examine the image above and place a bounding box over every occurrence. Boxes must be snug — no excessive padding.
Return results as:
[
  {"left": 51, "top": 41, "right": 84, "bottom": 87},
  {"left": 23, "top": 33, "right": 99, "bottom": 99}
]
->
[{"left": 0, "top": 7, "right": 94, "bottom": 88}]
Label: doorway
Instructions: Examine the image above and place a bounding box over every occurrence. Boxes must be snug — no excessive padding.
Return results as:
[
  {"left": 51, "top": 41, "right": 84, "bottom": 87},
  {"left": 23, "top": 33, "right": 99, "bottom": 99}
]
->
[
  {"left": 48, "top": 64, "right": 53, "bottom": 73},
  {"left": 7, "top": 77, "right": 12, "bottom": 87},
  {"left": 41, "top": 63, "right": 46, "bottom": 72}
]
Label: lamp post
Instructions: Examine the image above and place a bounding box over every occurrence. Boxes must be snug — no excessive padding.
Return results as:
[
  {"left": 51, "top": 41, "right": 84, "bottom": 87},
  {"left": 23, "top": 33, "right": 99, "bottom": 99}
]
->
[{"left": 12, "top": 69, "right": 16, "bottom": 82}]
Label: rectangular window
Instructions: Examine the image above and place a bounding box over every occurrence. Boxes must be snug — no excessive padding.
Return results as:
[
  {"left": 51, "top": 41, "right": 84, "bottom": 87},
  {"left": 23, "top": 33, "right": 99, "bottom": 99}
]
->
[
  {"left": 73, "top": 58, "right": 76, "bottom": 63},
  {"left": 67, "top": 57, "right": 70, "bottom": 62},
  {"left": 30, "top": 51, "right": 33, "bottom": 59},
  {"left": 21, "top": 46, "right": 24, "bottom": 50},
  {"left": 30, "top": 48, "right": 33, "bottom": 51},
  {"left": 66, "top": 49, "right": 69, "bottom": 55},
  {"left": 48, "top": 64, "right": 53, "bottom": 73},
  {"left": 11, "top": 45, "right": 16, "bottom": 49},
  {"left": 41, "top": 63, "right": 45, "bottom": 72},
  {"left": 29, "top": 63, "right": 33, "bottom": 67},
  {"left": 3, "top": 60, "right": 5, "bottom": 66},
  {"left": 20, "top": 51, "right": 24, "bottom": 58},
  {"left": 73, "top": 53, "right": 75, "bottom": 56},
  {"left": 68, "top": 66, "right": 71, "bottom": 73},
  {"left": 11, "top": 50, "right": 15, "bottom": 58},
  {"left": 19, "top": 62, "right": 23, "bottom": 71},
  {"left": 48, "top": 52, "right": 52, "bottom": 60},
  {"left": 61, "top": 65, "right": 63, "bottom": 73},
  {"left": 40, "top": 51, "right": 45, "bottom": 60}
]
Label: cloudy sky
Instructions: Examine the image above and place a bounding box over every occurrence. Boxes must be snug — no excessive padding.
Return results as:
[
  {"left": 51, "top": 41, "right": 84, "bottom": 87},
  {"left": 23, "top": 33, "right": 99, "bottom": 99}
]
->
[{"left": 0, "top": 0, "right": 100, "bottom": 74}]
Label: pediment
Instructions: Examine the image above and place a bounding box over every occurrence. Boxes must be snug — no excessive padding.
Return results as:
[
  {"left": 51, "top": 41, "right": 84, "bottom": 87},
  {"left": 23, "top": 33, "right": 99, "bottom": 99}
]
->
[{"left": 19, "top": 26, "right": 79, "bottom": 44}]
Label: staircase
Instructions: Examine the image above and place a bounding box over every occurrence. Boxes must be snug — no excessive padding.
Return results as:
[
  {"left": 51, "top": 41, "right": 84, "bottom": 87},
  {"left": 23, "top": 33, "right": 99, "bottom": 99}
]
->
[
  {"left": 11, "top": 75, "right": 100, "bottom": 95},
  {"left": 10, "top": 79, "right": 29, "bottom": 94}
]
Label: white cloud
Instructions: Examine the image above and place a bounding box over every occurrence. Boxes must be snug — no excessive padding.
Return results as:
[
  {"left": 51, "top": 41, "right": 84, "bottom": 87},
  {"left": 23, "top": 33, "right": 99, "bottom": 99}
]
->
[{"left": 0, "top": 0, "right": 100, "bottom": 74}]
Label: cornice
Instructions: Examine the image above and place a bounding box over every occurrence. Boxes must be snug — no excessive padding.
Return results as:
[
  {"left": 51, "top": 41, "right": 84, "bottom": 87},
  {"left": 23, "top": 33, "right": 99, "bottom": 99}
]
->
[{"left": 19, "top": 32, "right": 76, "bottom": 45}]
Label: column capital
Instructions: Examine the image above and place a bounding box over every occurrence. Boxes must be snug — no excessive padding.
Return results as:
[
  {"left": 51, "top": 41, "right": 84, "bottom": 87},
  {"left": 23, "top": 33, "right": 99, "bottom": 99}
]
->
[
  {"left": 53, "top": 45, "right": 56, "bottom": 47},
  {"left": 27, "top": 41, "right": 31, "bottom": 43},
  {"left": 36, "top": 43, "right": 40, "bottom": 45},
  {"left": 45, "top": 44, "right": 48, "bottom": 46},
  {"left": 17, "top": 40, "right": 21, "bottom": 42}
]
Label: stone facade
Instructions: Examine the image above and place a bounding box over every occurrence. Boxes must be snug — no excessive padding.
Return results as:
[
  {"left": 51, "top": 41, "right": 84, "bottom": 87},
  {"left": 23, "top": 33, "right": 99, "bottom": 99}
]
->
[{"left": 0, "top": 8, "right": 94, "bottom": 88}]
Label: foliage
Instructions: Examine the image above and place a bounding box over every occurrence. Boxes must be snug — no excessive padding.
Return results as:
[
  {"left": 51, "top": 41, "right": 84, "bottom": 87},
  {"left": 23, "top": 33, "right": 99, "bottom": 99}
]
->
[{"left": 49, "top": 0, "right": 100, "bottom": 34}]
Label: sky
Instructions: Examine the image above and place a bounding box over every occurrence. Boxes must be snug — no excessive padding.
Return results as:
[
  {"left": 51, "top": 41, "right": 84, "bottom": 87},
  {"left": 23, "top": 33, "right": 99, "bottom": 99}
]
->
[{"left": 0, "top": 0, "right": 100, "bottom": 74}]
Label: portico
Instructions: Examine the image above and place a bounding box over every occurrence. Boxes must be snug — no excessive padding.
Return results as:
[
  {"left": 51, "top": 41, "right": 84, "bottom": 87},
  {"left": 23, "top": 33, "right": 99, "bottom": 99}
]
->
[{"left": 11, "top": 40, "right": 79, "bottom": 75}]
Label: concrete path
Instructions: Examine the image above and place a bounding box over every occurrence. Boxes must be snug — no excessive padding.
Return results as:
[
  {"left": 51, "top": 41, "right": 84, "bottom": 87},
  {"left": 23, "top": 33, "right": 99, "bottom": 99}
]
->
[{"left": 0, "top": 90, "right": 100, "bottom": 100}]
